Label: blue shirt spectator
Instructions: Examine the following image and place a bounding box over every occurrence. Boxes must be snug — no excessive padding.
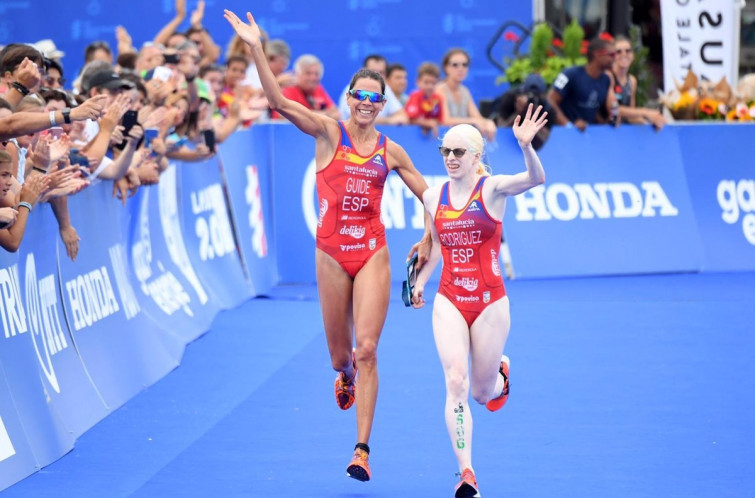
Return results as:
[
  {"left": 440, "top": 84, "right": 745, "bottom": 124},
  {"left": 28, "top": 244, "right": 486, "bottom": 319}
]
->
[
  {"left": 551, "top": 66, "right": 610, "bottom": 124},
  {"left": 547, "top": 38, "right": 616, "bottom": 131}
]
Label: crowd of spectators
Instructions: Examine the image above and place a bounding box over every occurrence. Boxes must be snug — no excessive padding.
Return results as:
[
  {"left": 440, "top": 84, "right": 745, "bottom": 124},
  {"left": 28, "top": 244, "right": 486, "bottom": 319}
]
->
[{"left": 0, "top": 0, "right": 668, "bottom": 255}]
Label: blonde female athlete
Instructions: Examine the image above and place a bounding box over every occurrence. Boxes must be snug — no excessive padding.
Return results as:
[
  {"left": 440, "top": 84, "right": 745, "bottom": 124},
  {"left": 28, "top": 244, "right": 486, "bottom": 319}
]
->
[
  {"left": 224, "top": 9, "right": 431, "bottom": 483},
  {"left": 412, "top": 104, "right": 547, "bottom": 497}
]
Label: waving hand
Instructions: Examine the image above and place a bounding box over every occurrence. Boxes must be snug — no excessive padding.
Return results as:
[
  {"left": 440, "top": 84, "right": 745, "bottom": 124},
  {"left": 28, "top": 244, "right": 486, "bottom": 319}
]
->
[
  {"left": 223, "top": 10, "right": 263, "bottom": 49},
  {"left": 513, "top": 104, "right": 548, "bottom": 148}
]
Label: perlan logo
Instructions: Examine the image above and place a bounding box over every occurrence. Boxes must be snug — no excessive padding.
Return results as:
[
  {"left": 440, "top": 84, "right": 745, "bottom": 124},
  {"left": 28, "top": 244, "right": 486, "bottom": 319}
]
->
[
  {"left": 340, "top": 243, "right": 365, "bottom": 252},
  {"left": 717, "top": 179, "right": 755, "bottom": 245},
  {"left": 514, "top": 182, "right": 679, "bottom": 221},
  {"left": 456, "top": 295, "right": 479, "bottom": 303}
]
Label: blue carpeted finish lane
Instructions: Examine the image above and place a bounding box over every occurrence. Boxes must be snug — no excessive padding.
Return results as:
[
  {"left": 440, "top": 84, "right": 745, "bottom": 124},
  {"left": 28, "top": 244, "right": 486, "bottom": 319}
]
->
[{"left": 4, "top": 272, "right": 755, "bottom": 497}]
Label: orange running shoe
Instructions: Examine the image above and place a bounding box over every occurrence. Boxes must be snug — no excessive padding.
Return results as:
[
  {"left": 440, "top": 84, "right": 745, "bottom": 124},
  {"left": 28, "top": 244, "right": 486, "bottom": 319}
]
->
[
  {"left": 334, "top": 352, "right": 357, "bottom": 410},
  {"left": 485, "top": 355, "right": 510, "bottom": 412},
  {"left": 454, "top": 468, "right": 479, "bottom": 498},
  {"left": 346, "top": 448, "right": 371, "bottom": 482}
]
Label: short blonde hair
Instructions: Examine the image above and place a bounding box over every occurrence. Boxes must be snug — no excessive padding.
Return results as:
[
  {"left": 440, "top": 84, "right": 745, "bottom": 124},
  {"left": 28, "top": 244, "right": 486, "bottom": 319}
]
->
[
  {"left": 443, "top": 124, "right": 490, "bottom": 176},
  {"left": 0, "top": 150, "right": 12, "bottom": 165}
]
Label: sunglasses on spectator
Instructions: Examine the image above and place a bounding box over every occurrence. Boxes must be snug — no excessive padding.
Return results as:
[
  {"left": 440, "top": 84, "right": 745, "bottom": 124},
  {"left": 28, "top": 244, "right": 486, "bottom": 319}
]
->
[
  {"left": 45, "top": 76, "right": 65, "bottom": 86},
  {"left": 615, "top": 48, "right": 632, "bottom": 54},
  {"left": 449, "top": 62, "right": 469, "bottom": 68},
  {"left": 349, "top": 89, "right": 386, "bottom": 103},
  {"left": 439, "top": 147, "right": 467, "bottom": 158},
  {"left": 597, "top": 50, "right": 617, "bottom": 57}
]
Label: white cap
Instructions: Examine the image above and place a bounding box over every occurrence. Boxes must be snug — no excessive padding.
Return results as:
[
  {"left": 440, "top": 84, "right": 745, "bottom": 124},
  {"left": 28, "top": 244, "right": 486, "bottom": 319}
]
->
[{"left": 33, "top": 39, "right": 65, "bottom": 60}]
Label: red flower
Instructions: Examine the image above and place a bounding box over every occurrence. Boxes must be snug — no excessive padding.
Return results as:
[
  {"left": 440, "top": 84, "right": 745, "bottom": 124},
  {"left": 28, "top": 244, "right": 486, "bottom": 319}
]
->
[
  {"left": 580, "top": 40, "right": 588, "bottom": 55},
  {"left": 504, "top": 31, "right": 519, "bottom": 42},
  {"left": 599, "top": 32, "right": 614, "bottom": 42},
  {"left": 552, "top": 38, "right": 564, "bottom": 48}
]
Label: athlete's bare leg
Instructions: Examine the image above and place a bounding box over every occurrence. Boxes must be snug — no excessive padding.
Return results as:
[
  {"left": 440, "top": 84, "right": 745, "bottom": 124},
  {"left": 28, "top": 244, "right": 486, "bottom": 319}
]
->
[
  {"left": 316, "top": 248, "right": 356, "bottom": 378},
  {"left": 432, "top": 294, "right": 474, "bottom": 471},
  {"left": 469, "top": 296, "right": 510, "bottom": 404},
  {"left": 351, "top": 246, "right": 391, "bottom": 445}
]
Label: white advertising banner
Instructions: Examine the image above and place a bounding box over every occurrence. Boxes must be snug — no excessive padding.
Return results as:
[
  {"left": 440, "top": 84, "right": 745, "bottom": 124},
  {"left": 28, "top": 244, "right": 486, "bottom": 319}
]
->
[{"left": 661, "top": 0, "right": 743, "bottom": 92}]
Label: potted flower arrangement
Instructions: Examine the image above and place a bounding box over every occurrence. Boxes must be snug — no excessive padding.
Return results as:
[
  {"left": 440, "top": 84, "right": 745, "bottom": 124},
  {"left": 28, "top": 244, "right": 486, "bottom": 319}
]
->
[
  {"left": 499, "top": 20, "right": 587, "bottom": 86},
  {"left": 660, "top": 69, "right": 755, "bottom": 121}
]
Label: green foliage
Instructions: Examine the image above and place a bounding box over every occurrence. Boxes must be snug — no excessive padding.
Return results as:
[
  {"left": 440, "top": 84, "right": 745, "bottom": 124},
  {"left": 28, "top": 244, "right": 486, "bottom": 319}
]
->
[
  {"left": 540, "top": 55, "right": 585, "bottom": 84},
  {"left": 628, "top": 24, "right": 652, "bottom": 107},
  {"left": 503, "top": 57, "right": 533, "bottom": 86},
  {"left": 501, "top": 21, "right": 585, "bottom": 86},
  {"left": 529, "top": 23, "right": 554, "bottom": 70},
  {"left": 562, "top": 20, "right": 584, "bottom": 60}
]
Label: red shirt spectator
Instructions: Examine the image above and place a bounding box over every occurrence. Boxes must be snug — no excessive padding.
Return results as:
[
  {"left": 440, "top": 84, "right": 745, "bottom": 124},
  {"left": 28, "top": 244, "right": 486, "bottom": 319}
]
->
[
  {"left": 272, "top": 83, "right": 335, "bottom": 118},
  {"left": 405, "top": 90, "right": 443, "bottom": 121}
]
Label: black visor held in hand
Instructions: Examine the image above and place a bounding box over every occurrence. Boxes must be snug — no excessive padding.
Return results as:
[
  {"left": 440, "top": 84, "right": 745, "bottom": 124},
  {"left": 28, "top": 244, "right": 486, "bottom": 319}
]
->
[{"left": 401, "top": 253, "right": 419, "bottom": 307}]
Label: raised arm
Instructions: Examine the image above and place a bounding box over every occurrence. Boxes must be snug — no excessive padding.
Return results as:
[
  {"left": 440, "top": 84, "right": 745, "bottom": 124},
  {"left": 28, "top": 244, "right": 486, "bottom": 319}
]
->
[
  {"left": 223, "top": 10, "right": 333, "bottom": 140},
  {"left": 154, "top": 0, "right": 186, "bottom": 46},
  {"left": 491, "top": 104, "right": 547, "bottom": 197},
  {"left": 0, "top": 95, "right": 106, "bottom": 141},
  {"left": 387, "top": 140, "right": 428, "bottom": 200}
]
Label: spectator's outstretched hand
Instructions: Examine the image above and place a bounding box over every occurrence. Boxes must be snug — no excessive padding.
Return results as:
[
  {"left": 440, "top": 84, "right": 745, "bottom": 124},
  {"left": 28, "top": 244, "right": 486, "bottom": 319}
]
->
[
  {"left": 140, "top": 106, "right": 167, "bottom": 130},
  {"left": 59, "top": 225, "right": 80, "bottom": 261},
  {"left": 0, "top": 207, "right": 18, "bottom": 229},
  {"left": 19, "top": 172, "right": 50, "bottom": 207},
  {"left": 15, "top": 58, "right": 42, "bottom": 93},
  {"left": 112, "top": 177, "right": 130, "bottom": 205},
  {"left": 28, "top": 134, "right": 69, "bottom": 172},
  {"left": 48, "top": 134, "right": 71, "bottom": 163},
  {"left": 174, "top": 0, "right": 186, "bottom": 18},
  {"left": 191, "top": 0, "right": 205, "bottom": 28},
  {"left": 124, "top": 168, "right": 141, "bottom": 197},
  {"left": 224, "top": 10, "right": 262, "bottom": 48},
  {"left": 116, "top": 25, "right": 134, "bottom": 54},
  {"left": 137, "top": 159, "right": 160, "bottom": 185},
  {"left": 102, "top": 93, "right": 132, "bottom": 129},
  {"left": 40, "top": 165, "right": 90, "bottom": 202},
  {"left": 71, "top": 95, "right": 108, "bottom": 122},
  {"left": 110, "top": 126, "right": 125, "bottom": 147},
  {"left": 513, "top": 103, "right": 548, "bottom": 147}
]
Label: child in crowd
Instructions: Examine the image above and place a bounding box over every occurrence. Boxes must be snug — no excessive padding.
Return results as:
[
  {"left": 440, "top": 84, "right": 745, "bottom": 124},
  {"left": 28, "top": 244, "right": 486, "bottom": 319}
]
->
[{"left": 405, "top": 62, "right": 444, "bottom": 136}]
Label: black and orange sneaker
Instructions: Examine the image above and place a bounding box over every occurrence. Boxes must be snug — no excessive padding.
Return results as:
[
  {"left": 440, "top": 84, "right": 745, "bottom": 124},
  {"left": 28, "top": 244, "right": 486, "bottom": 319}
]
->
[
  {"left": 454, "top": 467, "right": 480, "bottom": 497},
  {"left": 334, "top": 352, "right": 357, "bottom": 410},
  {"left": 485, "top": 355, "right": 510, "bottom": 412},
  {"left": 346, "top": 448, "right": 371, "bottom": 482}
]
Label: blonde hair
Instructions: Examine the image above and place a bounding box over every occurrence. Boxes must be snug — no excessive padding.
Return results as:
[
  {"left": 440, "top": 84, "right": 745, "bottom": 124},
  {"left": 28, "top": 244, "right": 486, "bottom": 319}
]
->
[
  {"left": 16, "top": 94, "right": 45, "bottom": 112},
  {"left": 443, "top": 124, "right": 491, "bottom": 176}
]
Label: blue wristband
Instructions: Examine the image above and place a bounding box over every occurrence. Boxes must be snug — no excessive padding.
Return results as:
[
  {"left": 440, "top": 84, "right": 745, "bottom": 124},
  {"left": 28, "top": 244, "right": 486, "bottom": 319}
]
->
[{"left": 17, "top": 202, "right": 32, "bottom": 212}]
